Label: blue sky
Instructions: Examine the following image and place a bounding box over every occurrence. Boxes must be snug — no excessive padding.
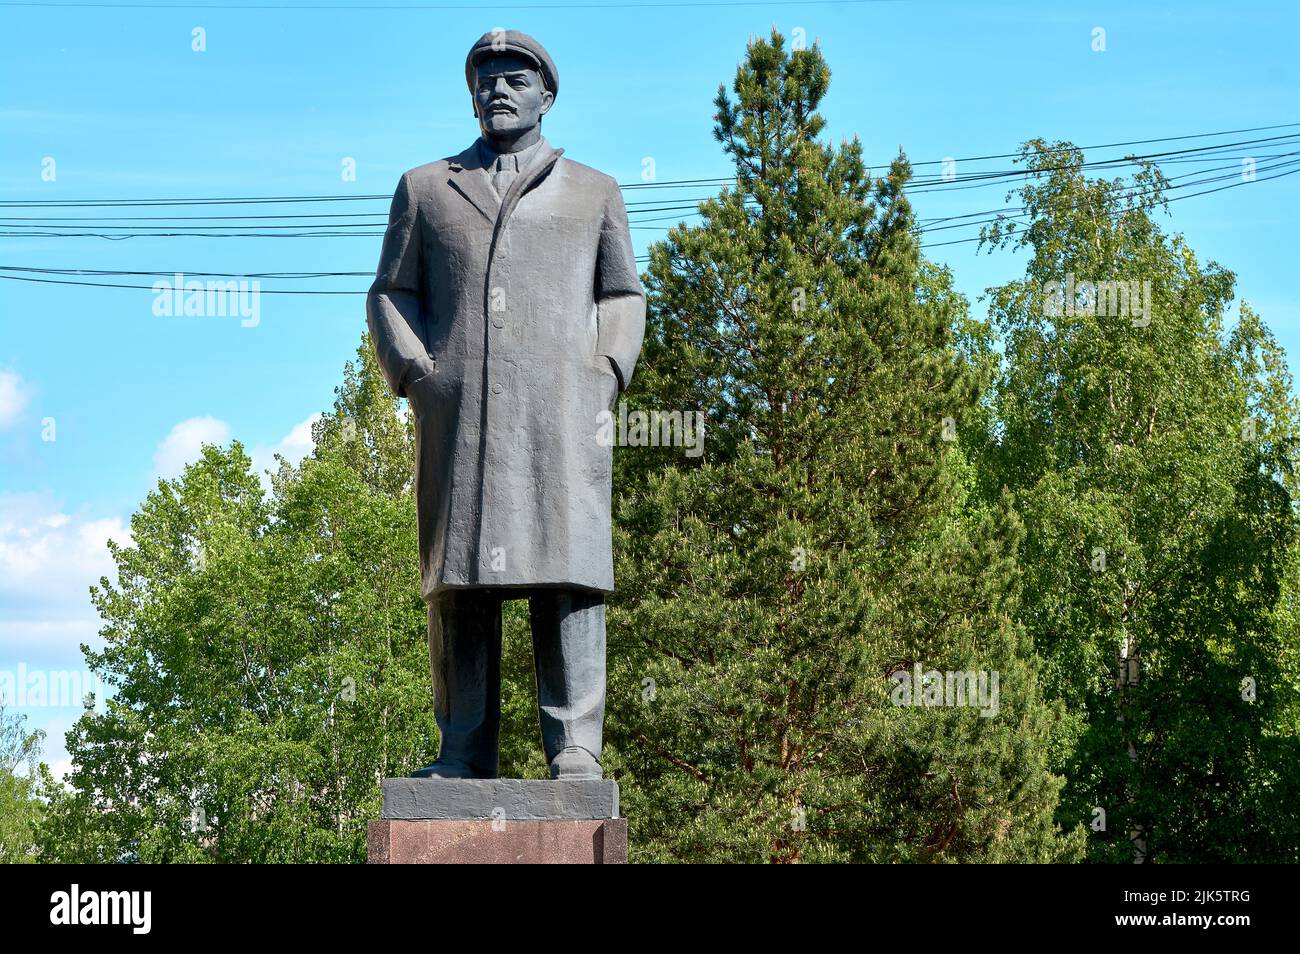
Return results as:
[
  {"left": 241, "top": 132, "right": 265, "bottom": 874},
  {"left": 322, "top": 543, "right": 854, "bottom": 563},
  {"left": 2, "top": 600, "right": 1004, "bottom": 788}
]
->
[{"left": 2, "top": 0, "right": 1298, "bottom": 775}]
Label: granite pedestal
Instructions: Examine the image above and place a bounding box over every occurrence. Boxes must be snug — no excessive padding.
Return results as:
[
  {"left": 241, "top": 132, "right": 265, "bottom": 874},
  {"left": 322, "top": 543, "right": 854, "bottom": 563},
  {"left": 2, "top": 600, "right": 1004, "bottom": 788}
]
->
[{"left": 368, "top": 779, "right": 626, "bottom": 864}]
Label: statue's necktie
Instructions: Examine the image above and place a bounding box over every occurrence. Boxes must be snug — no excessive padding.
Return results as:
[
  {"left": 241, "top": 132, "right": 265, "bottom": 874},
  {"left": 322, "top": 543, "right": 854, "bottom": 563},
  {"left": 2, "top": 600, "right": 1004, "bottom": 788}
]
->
[{"left": 492, "top": 152, "right": 519, "bottom": 199}]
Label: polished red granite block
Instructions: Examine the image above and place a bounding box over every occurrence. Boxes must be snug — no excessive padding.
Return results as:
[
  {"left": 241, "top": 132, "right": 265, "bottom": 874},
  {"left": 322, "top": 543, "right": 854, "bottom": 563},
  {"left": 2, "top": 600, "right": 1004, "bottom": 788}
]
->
[{"left": 368, "top": 818, "right": 627, "bottom": 864}]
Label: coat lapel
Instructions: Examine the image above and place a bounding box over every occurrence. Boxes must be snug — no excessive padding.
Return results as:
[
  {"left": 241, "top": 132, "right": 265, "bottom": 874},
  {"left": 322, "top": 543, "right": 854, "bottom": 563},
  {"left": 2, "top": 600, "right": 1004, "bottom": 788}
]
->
[
  {"left": 492, "top": 141, "right": 564, "bottom": 242},
  {"left": 481, "top": 143, "right": 564, "bottom": 315},
  {"left": 446, "top": 138, "right": 565, "bottom": 230},
  {"left": 446, "top": 143, "right": 498, "bottom": 225}
]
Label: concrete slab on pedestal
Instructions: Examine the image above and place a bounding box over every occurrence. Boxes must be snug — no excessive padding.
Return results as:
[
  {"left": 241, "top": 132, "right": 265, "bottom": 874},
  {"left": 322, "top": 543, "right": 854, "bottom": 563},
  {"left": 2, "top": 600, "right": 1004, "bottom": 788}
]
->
[{"left": 380, "top": 777, "right": 619, "bottom": 821}]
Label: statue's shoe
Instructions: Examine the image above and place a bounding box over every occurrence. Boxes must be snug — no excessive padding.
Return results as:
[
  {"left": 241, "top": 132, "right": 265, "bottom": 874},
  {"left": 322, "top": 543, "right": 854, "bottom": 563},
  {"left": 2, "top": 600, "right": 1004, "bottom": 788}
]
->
[
  {"left": 411, "top": 759, "right": 487, "bottom": 780},
  {"left": 548, "top": 746, "right": 602, "bottom": 780}
]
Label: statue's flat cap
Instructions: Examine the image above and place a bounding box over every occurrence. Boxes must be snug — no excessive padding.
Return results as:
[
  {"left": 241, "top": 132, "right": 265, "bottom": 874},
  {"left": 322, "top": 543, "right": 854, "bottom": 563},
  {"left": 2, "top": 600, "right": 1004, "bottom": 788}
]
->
[{"left": 465, "top": 30, "right": 559, "bottom": 100}]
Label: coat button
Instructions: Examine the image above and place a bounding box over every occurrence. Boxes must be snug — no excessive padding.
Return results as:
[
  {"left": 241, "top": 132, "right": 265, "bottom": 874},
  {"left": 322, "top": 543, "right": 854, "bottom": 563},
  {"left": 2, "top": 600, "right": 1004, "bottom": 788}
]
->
[
  {"left": 492, "top": 383, "right": 503, "bottom": 394},
  {"left": 492, "top": 318, "right": 505, "bottom": 329}
]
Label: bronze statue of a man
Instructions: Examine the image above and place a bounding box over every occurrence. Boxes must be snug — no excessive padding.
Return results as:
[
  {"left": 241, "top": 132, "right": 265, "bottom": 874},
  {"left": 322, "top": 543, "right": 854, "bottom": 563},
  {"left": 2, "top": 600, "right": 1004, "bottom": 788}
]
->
[{"left": 366, "top": 30, "right": 646, "bottom": 781}]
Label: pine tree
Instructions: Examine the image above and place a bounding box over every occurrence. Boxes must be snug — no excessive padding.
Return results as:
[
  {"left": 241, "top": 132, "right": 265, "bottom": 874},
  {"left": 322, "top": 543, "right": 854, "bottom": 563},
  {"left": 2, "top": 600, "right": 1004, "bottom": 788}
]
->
[{"left": 603, "top": 31, "right": 1081, "bottom": 863}]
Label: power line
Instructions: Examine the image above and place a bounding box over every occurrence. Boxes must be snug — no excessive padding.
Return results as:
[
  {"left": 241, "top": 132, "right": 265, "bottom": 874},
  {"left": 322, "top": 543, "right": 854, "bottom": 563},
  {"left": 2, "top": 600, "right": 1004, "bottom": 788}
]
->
[
  {"left": 914, "top": 153, "right": 1300, "bottom": 237},
  {"left": 902, "top": 134, "right": 1300, "bottom": 192},
  {"left": 917, "top": 165, "right": 1300, "bottom": 250},
  {"left": 7, "top": 125, "right": 1297, "bottom": 290},
  {"left": 3, "top": 146, "right": 1286, "bottom": 237},
  {"left": 7, "top": 150, "right": 1286, "bottom": 241},
  {"left": 899, "top": 122, "right": 1300, "bottom": 168},
  {"left": 2, "top": 0, "right": 905, "bottom": 9},
  {"left": 913, "top": 149, "right": 1300, "bottom": 226},
  {"left": 0, "top": 230, "right": 388, "bottom": 238},
  {"left": 8, "top": 161, "right": 1293, "bottom": 284},
  {"left": 0, "top": 185, "right": 737, "bottom": 211},
  {"left": 6, "top": 124, "right": 1295, "bottom": 210},
  {"left": 0, "top": 266, "right": 371, "bottom": 277},
  {"left": 0, "top": 273, "right": 366, "bottom": 293}
]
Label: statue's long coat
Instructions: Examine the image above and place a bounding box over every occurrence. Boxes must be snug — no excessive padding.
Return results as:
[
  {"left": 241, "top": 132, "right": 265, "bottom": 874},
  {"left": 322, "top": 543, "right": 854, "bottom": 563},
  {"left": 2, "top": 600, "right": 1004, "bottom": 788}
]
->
[{"left": 367, "top": 137, "right": 646, "bottom": 601}]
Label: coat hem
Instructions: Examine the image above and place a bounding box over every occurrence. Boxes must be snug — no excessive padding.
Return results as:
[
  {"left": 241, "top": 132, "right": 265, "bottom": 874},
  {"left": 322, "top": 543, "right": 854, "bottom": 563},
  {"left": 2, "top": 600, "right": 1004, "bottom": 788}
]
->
[{"left": 422, "top": 580, "right": 614, "bottom": 604}]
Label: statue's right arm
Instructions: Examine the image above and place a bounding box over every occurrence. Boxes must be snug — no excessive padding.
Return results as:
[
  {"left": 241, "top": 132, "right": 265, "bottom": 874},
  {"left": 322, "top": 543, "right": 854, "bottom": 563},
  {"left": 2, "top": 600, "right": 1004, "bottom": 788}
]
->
[{"left": 367, "top": 172, "right": 429, "bottom": 399}]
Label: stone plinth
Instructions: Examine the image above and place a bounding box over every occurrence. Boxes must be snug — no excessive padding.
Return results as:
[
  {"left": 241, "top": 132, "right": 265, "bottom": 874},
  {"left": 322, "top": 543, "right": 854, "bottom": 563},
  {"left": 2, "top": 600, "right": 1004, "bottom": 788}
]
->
[
  {"left": 368, "top": 817, "right": 626, "bottom": 864},
  {"left": 368, "top": 778, "right": 625, "bottom": 864}
]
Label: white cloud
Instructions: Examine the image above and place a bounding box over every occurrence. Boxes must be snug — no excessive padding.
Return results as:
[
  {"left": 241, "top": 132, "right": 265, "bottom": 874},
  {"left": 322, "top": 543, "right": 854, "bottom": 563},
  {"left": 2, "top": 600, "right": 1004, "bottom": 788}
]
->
[
  {"left": 0, "top": 492, "right": 127, "bottom": 656},
  {"left": 152, "top": 416, "right": 231, "bottom": 479},
  {"left": 0, "top": 370, "right": 30, "bottom": 429},
  {"left": 0, "top": 411, "right": 319, "bottom": 781},
  {"left": 25, "top": 714, "right": 79, "bottom": 782},
  {"left": 0, "top": 617, "right": 102, "bottom": 657},
  {"left": 46, "top": 754, "right": 75, "bottom": 782},
  {"left": 0, "top": 493, "right": 126, "bottom": 598},
  {"left": 152, "top": 413, "right": 319, "bottom": 489},
  {"left": 249, "top": 414, "right": 320, "bottom": 480}
]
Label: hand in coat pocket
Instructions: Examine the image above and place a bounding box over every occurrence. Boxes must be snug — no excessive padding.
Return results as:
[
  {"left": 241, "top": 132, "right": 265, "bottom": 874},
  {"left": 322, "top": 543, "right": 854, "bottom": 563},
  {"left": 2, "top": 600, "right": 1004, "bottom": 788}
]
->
[
  {"left": 401, "top": 355, "right": 439, "bottom": 398},
  {"left": 597, "top": 356, "right": 620, "bottom": 411}
]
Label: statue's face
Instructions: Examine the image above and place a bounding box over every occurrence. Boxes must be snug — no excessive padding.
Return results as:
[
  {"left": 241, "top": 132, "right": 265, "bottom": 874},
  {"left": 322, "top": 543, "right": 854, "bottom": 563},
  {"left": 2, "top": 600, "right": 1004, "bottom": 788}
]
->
[{"left": 473, "top": 52, "right": 553, "bottom": 138}]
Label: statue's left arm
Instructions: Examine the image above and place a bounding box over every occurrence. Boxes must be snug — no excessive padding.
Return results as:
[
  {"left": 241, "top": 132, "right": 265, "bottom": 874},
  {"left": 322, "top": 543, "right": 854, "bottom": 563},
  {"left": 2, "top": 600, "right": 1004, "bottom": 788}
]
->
[
  {"left": 367, "top": 172, "right": 430, "bottom": 399},
  {"left": 594, "top": 180, "right": 646, "bottom": 392}
]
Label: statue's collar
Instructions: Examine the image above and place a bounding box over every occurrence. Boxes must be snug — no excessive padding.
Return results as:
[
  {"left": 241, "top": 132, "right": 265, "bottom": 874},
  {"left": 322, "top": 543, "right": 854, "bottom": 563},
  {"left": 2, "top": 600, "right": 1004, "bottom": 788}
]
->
[
  {"left": 446, "top": 135, "right": 565, "bottom": 226},
  {"left": 449, "top": 135, "right": 553, "bottom": 173}
]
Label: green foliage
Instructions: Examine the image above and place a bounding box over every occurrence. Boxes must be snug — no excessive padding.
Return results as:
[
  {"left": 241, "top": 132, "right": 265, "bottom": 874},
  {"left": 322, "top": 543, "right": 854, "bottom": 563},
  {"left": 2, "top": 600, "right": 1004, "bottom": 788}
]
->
[
  {"left": 0, "top": 701, "right": 45, "bottom": 863},
  {"left": 30, "top": 36, "right": 1300, "bottom": 867},
  {"left": 975, "top": 142, "right": 1300, "bottom": 862},
  {"left": 603, "top": 31, "right": 1081, "bottom": 863},
  {"left": 38, "top": 343, "right": 437, "bottom": 863}
]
